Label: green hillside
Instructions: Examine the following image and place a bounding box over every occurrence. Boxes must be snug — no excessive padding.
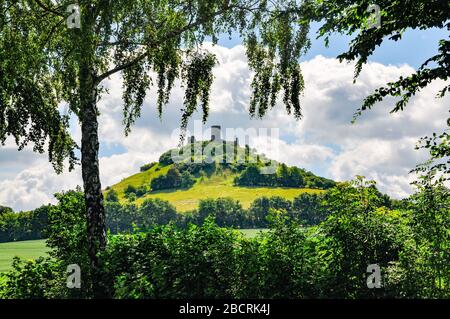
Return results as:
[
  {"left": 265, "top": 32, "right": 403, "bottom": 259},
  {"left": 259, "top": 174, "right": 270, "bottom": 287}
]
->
[
  {"left": 107, "top": 141, "right": 332, "bottom": 212},
  {"left": 110, "top": 168, "right": 323, "bottom": 211}
]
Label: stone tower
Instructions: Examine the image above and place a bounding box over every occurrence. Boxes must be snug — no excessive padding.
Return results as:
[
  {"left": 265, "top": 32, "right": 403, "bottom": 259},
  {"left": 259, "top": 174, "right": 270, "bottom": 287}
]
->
[{"left": 211, "top": 125, "right": 222, "bottom": 142}]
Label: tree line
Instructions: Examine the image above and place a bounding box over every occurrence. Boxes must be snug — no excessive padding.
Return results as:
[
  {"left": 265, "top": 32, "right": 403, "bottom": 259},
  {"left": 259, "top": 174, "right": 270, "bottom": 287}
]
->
[
  {"left": 0, "top": 190, "right": 335, "bottom": 243},
  {"left": 234, "top": 163, "right": 336, "bottom": 189},
  {"left": 0, "top": 177, "right": 394, "bottom": 243},
  {"left": 1, "top": 177, "right": 448, "bottom": 299},
  {"left": 2, "top": 0, "right": 447, "bottom": 297}
]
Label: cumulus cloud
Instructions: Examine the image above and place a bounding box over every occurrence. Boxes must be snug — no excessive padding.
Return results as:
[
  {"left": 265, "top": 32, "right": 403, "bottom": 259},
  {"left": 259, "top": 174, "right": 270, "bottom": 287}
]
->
[
  {"left": 296, "top": 56, "right": 448, "bottom": 197},
  {"left": 0, "top": 160, "right": 82, "bottom": 211},
  {"left": 1, "top": 44, "right": 448, "bottom": 210}
]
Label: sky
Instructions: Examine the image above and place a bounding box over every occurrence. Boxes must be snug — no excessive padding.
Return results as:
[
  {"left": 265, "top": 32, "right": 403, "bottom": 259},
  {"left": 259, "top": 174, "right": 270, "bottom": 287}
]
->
[{"left": 0, "top": 24, "right": 449, "bottom": 212}]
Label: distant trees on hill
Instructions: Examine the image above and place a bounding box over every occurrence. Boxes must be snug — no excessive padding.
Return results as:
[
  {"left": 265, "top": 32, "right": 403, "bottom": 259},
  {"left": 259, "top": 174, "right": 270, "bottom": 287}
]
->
[
  {"left": 111, "top": 156, "right": 335, "bottom": 204},
  {"left": 0, "top": 205, "right": 50, "bottom": 242},
  {"left": 140, "top": 162, "right": 157, "bottom": 172},
  {"left": 151, "top": 143, "right": 335, "bottom": 192},
  {"left": 0, "top": 206, "right": 13, "bottom": 215},
  {"left": 151, "top": 167, "right": 195, "bottom": 191},
  {"left": 105, "top": 189, "right": 119, "bottom": 202},
  {"left": 234, "top": 163, "right": 335, "bottom": 189},
  {"left": 293, "top": 193, "right": 329, "bottom": 226}
]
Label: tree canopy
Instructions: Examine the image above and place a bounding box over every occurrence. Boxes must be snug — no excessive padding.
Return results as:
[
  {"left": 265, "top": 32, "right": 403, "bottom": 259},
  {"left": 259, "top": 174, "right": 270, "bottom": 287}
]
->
[
  {"left": 1, "top": 0, "right": 448, "bottom": 298},
  {"left": 312, "top": 0, "right": 449, "bottom": 176},
  {"left": 0, "top": 0, "right": 313, "bottom": 169},
  {"left": 0, "top": 1, "right": 315, "bottom": 295},
  {"left": 313, "top": 0, "right": 449, "bottom": 115}
]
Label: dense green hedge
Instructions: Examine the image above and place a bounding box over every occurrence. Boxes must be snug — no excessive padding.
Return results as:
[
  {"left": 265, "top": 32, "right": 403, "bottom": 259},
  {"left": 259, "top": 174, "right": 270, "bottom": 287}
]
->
[
  {"left": 0, "top": 205, "right": 49, "bottom": 242},
  {"left": 0, "top": 182, "right": 393, "bottom": 243},
  {"left": 150, "top": 167, "right": 195, "bottom": 191},
  {"left": 234, "top": 163, "right": 335, "bottom": 189},
  {"left": 0, "top": 178, "right": 448, "bottom": 299}
]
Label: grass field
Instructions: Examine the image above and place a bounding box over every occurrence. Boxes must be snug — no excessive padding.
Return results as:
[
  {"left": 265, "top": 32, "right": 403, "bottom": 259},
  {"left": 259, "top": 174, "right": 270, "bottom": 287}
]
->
[
  {"left": 110, "top": 163, "right": 171, "bottom": 199},
  {"left": 0, "top": 229, "right": 266, "bottom": 273},
  {"left": 110, "top": 165, "right": 324, "bottom": 212},
  {"left": 0, "top": 239, "right": 49, "bottom": 273},
  {"left": 239, "top": 229, "right": 269, "bottom": 238}
]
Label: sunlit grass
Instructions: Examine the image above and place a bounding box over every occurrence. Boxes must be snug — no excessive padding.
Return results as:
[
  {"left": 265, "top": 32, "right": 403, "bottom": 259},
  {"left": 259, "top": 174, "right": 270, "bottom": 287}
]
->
[
  {"left": 109, "top": 166, "right": 324, "bottom": 212},
  {"left": 0, "top": 239, "right": 48, "bottom": 273}
]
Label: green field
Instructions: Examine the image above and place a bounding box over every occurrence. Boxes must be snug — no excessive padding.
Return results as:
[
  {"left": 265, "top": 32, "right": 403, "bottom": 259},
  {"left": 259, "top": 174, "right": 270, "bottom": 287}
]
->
[
  {"left": 110, "top": 164, "right": 324, "bottom": 212},
  {"left": 0, "top": 230, "right": 266, "bottom": 273},
  {"left": 239, "top": 229, "right": 269, "bottom": 238},
  {"left": 0, "top": 240, "right": 49, "bottom": 273}
]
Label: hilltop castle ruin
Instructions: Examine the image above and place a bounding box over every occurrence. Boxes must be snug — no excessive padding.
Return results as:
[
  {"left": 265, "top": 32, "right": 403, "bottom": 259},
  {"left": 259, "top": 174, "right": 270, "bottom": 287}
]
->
[{"left": 189, "top": 125, "right": 239, "bottom": 146}]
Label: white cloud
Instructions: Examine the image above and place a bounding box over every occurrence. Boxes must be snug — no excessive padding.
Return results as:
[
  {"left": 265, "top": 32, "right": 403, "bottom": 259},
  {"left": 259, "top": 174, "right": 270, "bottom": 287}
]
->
[
  {"left": 1, "top": 45, "right": 448, "bottom": 210},
  {"left": 328, "top": 138, "right": 422, "bottom": 198},
  {"left": 0, "top": 160, "right": 82, "bottom": 211},
  {"left": 295, "top": 56, "right": 448, "bottom": 197}
]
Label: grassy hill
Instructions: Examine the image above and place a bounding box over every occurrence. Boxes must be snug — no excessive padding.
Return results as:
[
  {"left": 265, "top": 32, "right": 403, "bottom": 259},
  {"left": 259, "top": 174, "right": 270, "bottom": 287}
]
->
[
  {"left": 0, "top": 231, "right": 271, "bottom": 273},
  {"left": 107, "top": 142, "right": 330, "bottom": 212},
  {"left": 110, "top": 166, "right": 323, "bottom": 211}
]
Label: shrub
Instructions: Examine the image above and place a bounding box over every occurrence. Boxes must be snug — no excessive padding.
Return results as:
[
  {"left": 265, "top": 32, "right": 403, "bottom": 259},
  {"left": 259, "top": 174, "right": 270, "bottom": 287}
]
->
[
  {"left": 140, "top": 162, "right": 157, "bottom": 172},
  {"left": 0, "top": 257, "right": 62, "bottom": 299},
  {"left": 180, "top": 170, "right": 195, "bottom": 188},
  {"left": 234, "top": 163, "right": 325, "bottom": 188},
  {"left": 46, "top": 189, "right": 93, "bottom": 297},
  {"left": 234, "top": 164, "right": 277, "bottom": 186},
  {"left": 102, "top": 219, "right": 240, "bottom": 298},
  {"left": 151, "top": 167, "right": 182, "bottom": 191},
  {"left": 124, "top": 185, "right": 137, "bottom": 197},
  {"left": 105, "top": 189, "right": 119, "bottom": 202},
  {"left": 158, "top": 151, "right": 174, "bottom": 166},
  {"left": 292, "top": 193, "right": 328, "bottom": 225}
]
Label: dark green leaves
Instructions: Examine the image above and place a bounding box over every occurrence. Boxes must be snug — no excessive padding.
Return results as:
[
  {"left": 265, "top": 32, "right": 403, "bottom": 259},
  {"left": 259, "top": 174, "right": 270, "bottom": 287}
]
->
[
  {"left": 314, "top": 0, "right": 450, "bottom": 118},
  {"left": 1, "top": 0, "right": 78, "bottom": 173},
  {"left": 180, "top": 51, "right": 217, "bottom": 135},
  {"left": 245, "top": 1, "right": 311, "bottom": 119},
  {"left": 1, "top": 0, "right": 315, "bottom": 173}
]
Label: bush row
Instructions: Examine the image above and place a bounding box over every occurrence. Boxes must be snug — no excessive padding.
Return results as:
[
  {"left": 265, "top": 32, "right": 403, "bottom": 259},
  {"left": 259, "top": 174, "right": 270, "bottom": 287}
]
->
[{"left": 1, "top": 178, "right": 448, "bottom": 299}]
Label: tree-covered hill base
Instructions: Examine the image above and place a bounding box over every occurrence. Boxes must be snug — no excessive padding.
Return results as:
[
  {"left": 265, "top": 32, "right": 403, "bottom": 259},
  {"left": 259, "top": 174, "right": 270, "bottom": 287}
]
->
[
  {"left": 110, "top": 167, "right": 324, "bottom": 212},
  {"left": 106, "top": 142, "right": 332, "bottom": 211},
  {"left": 0, "top": 177, "right": 448, "bottom": 298}
]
